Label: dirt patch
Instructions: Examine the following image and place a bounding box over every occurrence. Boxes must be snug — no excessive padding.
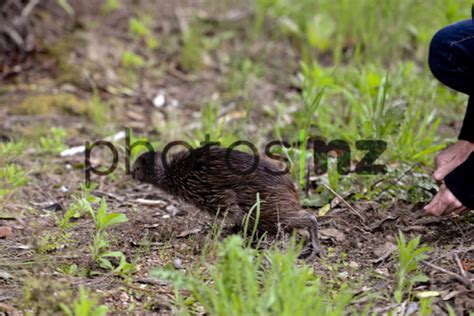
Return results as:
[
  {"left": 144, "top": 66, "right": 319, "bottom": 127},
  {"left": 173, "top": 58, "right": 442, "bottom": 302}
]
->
[{"left": 0, "top": 0, "right": 472, "bottom": 314}]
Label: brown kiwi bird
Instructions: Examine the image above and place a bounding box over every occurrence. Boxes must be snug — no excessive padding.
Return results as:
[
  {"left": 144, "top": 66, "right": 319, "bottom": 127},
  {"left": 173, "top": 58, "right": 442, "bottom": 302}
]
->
[{"left": 132, "top": 145, "right": 321, "bottom": 260}]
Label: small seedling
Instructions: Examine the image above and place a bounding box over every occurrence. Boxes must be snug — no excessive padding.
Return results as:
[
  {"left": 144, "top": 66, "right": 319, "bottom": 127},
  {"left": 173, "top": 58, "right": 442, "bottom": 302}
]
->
[
  {"left": 0, "top": 140, "right": 27, "bottom": 163},
  {"left": 121, "top": 51, "right": 145, "bottom": 69},
  {"left": 101, "top": 0, "right": 120, "bottom": 15},
  {"left": 60, "top": 286, "right": 108, "bottom": 316},
  {"left": 38, "top": 231, "right": 71, "bottom": 254},
  {"left": 129, "top": 17, "right": 151, "bottom": 38},
  {"left": 394, "top": 231, "right": 431, "bottom": 304},
  {"left": 58, "top": 183, "right": 100, "bottom": 229},
  {"left": 88, "top": 85, "right": 112, "bottom": 134},
  {"left": 87, "top": 198, "right": 133, "bottom": 274},
  {"left": 0, "top": 163, "right": 28, "bottom": 200},
  {"left": 181, "top": 22, "right": 204, "bottom": 71},
  {"left": 39, "top": 127, "right": 67, "bottom": 154}
]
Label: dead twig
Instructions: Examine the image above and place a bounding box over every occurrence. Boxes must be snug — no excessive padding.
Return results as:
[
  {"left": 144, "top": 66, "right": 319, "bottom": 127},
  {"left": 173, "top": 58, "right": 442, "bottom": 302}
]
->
[
  {"left": 454, "top": 254, "right": 468, "bottom": 277},
  {"left": 374, "top": 162, "right": 419, "bottom": 198},
  {"left": 131, "top": 198, "right": 167, "bottom": 206},
  {"left": 321, "top": 183, "right": 369, "bottom": 228},
  {"left": 19, "top": 0, "right": 40, "bottom": 23},
  {"left": 135, "top": 277, "right": 170, "bottom": 286},
  {"left": 422, "top": 260, "right": 473, "bottom": 289},
  {"left": 94, "top": 190, "right": 125, "bottom": 202}
]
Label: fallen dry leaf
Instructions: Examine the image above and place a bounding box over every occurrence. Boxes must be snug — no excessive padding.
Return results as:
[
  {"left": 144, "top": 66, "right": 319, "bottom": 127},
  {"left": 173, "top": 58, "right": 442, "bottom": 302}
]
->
[
  {"left": 462, "top": 258, "right": 474, "bottom": 272},
  {"left": 372, "top": 241, "right": 397, "bottom": 263},
  {"left": 320, "top": 228, "right": 346, "bottom": 242},
  {"left": 0, "top": 226, "right": 13, "bottom": 238}
]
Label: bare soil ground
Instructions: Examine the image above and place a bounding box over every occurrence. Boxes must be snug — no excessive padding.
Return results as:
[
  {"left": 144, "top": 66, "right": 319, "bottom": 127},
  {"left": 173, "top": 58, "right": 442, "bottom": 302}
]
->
[{"left": 0, "top": 1, "right": 473, "bottom": 315}]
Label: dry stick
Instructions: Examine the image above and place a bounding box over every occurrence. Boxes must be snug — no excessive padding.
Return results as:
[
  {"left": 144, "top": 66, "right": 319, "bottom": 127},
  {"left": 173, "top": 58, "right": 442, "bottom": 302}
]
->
[
  {"left": 94, "top": 190, "right": 124, "bottom": 202},
  {"left": 131, "top": 198, "right": 168, "bottom": 206},
  {"left": 374, "top": 162, "right": 420, "bottom": 199},
  {"left": 321, "top": 183, "right": 369, "bottom": 229},
  {"left": 422, "top": 260, "right": 473, "bottom": 289},
  {"left": 20, "top": 0, "right": 40, "bottom": 22},
  {"left": 454, "top": 254, "right": 468, "bottom": 277},
  {"left": 433, "top": 245, "right": 474, "bottom": 262}
]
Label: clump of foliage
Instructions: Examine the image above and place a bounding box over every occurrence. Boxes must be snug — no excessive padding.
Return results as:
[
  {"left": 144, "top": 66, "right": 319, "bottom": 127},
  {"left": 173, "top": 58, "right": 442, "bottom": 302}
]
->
[
  {"left": 121, "top": 50, "right": 145, "bottom": 69},
  {"left": 101, "top": 0, "right": 120, "bottom": 15},
  {"left": 255, "top": 0, "right": 470, "bottom": 64},
  {"left": 181, "top": 21, "right": 205, "bottom": 71},
  {"left": 394, "top": 231, "right": 431, "bottom": 304},
  {"left": 23, "top": 277, "right": 75, "bottom": 314},
  {"left": 87, "top": 198, "right": 134, "bottom": 275},
  {"left": 60, "top": 286, "right": 108, "bottom": 316},
  {"left": 153, "top": 235, "right": 354, "bottom": 315},
  {"left": 0, "top": 163, "right": 28, "bottom": 200},
  {"left": 38, "top": 127, "right": 67, "bottom": 154},
  {"left": 58, "top": 183, "right": 100, "bottom": 229}
]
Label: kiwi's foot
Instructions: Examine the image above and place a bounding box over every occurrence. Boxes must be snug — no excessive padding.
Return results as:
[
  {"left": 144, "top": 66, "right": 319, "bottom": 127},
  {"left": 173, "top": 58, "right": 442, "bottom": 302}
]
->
[
  {"left": 297, "top": 213, "right": 322, "bottom": 262},
  {"left": 297, "top": 243, "right": 322, "bottom": 262}
]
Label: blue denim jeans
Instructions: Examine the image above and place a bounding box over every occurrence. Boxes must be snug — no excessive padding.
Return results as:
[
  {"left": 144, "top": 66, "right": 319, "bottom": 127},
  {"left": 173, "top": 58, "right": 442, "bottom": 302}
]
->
[{"left": 429, "top": 19, "right": 474, "bottom": 142}]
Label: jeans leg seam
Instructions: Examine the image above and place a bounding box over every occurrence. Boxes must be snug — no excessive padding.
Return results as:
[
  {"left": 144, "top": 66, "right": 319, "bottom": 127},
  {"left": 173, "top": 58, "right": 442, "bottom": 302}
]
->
[
  {"left": 448, "top": 36, "right": 474, "bottom": 65},
  {"left": 450, "top": 35, "right": 474, "bottom": 46}
]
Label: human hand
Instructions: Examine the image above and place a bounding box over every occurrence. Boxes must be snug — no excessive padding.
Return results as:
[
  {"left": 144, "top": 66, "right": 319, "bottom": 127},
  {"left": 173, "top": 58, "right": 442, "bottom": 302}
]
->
[
  {"left": 424, "top": 184, "right": 469, "bottom": 216},
  {"left": 433, "top": 140, "right": 474, "bottom": 182}
]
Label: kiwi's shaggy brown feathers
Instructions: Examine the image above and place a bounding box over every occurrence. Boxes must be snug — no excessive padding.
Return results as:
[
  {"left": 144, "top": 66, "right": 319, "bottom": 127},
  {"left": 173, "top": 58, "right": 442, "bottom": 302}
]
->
[{"left": 132, "top": 146, "right": 321, "bottom": 259}]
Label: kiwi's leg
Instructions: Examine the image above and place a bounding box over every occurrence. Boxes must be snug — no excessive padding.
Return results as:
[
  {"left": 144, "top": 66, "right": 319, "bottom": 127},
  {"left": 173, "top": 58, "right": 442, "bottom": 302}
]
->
[
  {"left": 287, "top": 212, "right": 322, "bottom": 261},
  {"left": 300, "top": 213, "right": 322, "bottom": 261}
]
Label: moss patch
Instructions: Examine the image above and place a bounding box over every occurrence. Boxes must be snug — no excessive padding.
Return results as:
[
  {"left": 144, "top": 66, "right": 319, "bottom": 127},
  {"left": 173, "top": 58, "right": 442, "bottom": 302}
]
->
[{"left": 12, "top": 93, "right": 89, "bottom": 116}]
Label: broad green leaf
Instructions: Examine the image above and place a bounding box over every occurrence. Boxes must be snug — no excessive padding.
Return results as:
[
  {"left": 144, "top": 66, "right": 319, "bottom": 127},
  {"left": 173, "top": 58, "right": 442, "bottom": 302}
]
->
[{"left": 102, "top": 213, "right": 128, "bottom": 229}]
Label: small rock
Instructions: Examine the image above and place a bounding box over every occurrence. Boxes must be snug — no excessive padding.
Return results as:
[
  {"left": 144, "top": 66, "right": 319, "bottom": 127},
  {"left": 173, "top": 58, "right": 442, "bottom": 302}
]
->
[
  {"left": 174, "top": 258, "right": 183, "bottom": 269},
  {"left": 374, "top": 267, "right": 390, "bottom": 277},
  {"left": 45, "top": 202, "right": 63, "bottom": 212},
  {"left": 0, "top": 270, "right": 13, "bottom": 280},
  {"left": 0, "top": 226, "right": 13, "bottom": 238},
  {"left": 349, "top": 261, "right": 359, "bottom": 269},
  {"left": 153, "top": 94, "right": 166, "bottom": 107},
  {"left": 338, "top": 271, "right": 348, "bottom": 279},
  {"left": 166, "top": 205, "right": 179, "bottom": 216},
  {"left": 119, "top": 292, "right": 129, "bottom": 302},
  {"left": 406, "top": 302, "right": 419, "bottom": 315}
]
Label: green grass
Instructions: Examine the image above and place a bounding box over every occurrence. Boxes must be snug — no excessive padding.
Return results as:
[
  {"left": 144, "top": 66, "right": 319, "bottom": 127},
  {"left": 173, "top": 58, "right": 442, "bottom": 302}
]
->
[
  {"left": 151, "top": 231, "right": 434, "bottom": 315},
  {"left": 153, "top": 235, "right": 354, "bottom": 315},
  {"left": 60, "top": 286, "right": 108, "bottom": 316},
  {"left": 38, "top": 127, "right": 67, "bottom": 154},
  {"left": 255, "top": 0, "right": 471, "bottom": 64},
  {"left": 0, "top": 163, "right": 28, "bottom": 200},
  {"left": 181, "top": 21, "right": 205, "bottom": 72}
]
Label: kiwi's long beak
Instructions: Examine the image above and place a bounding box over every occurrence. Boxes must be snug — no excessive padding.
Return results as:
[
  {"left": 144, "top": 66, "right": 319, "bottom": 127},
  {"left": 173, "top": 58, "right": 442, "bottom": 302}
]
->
[{"left": 114, "top": 175, "right": 134, "bottom": 186}]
